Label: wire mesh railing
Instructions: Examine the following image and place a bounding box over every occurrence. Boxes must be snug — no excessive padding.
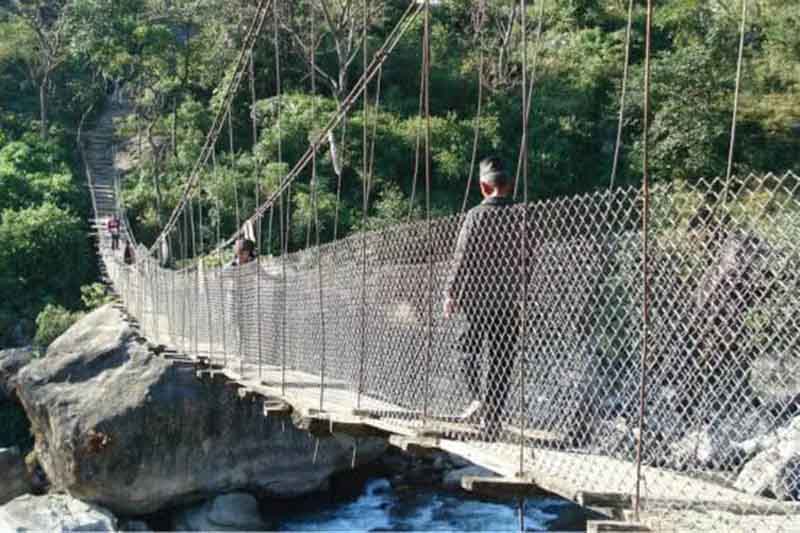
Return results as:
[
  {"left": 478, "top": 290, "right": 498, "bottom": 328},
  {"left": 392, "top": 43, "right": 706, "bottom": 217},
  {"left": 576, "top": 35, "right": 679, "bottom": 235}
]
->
[{"left": 97, "top": 171, "right": 800, "bottom": 530}]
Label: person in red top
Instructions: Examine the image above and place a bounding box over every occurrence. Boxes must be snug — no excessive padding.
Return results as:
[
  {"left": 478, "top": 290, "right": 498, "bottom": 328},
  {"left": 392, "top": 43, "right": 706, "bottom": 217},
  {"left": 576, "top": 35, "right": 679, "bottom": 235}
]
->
[{"left": 107, "top": 215, "right": 121, "bottom": 250}]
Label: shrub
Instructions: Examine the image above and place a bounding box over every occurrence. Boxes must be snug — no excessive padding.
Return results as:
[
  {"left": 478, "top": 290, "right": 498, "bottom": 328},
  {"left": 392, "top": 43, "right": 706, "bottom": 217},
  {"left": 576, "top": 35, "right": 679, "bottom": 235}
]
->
[
  {"left": 80, "top": 282, "right": 113, "bottom": 310},
  {"left": 0, "top": 202, "right": 90, "bottom": 329},
  {"left": 33, "top": 304, "right": 83, "bottom": 350}
]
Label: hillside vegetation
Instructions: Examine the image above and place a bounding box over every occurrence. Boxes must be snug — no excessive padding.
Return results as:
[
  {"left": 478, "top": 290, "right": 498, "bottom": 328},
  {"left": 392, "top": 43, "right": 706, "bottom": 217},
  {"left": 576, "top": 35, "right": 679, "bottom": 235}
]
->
[{"left": 0, "top": 0, "right": 798, "bottom": 346}]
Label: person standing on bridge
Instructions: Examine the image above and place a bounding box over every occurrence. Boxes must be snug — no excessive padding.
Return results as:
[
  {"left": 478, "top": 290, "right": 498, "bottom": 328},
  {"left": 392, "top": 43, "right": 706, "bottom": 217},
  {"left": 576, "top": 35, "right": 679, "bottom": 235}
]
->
[
  {"left": 443, "top": 157, "right": 524, "bottom": 440},
  {"left": 107, "top": 214, "right": 121, "bottom": 250},
  {"left": 227, "top": 238, "right": 257, "bottom": 268},
  {"left": 223, "top": 238, "right": 257, "bottom": 355}
]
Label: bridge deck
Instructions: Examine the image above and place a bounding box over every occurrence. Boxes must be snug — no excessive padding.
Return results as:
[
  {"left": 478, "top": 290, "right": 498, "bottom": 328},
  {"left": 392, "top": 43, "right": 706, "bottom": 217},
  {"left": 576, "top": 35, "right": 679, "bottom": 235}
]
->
[
  {"left": 124, "top": 297, "right": 800, "bottom": 532},
  {"left": 87, "top": 92, "right": 800, "bottom": 532}
]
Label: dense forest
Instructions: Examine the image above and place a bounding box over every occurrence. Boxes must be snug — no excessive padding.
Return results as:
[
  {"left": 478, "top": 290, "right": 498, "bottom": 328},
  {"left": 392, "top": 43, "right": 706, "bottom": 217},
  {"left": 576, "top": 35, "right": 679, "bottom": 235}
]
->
[{"left": 0, "top": 0, "right": 798, "bottom": 348}]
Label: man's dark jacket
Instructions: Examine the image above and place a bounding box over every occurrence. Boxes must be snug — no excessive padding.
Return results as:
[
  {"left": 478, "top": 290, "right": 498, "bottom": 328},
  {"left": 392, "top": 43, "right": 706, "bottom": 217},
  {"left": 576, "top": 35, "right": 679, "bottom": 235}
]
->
[{"left": 445, "top": 196, "right": 525, "bottom": 320}]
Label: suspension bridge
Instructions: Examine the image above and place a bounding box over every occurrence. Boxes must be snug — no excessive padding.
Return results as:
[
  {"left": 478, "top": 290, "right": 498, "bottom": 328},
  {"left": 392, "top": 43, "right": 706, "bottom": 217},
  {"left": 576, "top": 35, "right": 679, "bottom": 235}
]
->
[{"left": 80, "top": 1, "right": 800, "bottom": 531}]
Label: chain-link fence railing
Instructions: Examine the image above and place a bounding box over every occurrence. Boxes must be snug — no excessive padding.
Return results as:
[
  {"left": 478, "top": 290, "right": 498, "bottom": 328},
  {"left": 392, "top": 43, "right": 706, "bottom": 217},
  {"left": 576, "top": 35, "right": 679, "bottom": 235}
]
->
[{"left": 97, "top": 172, "right": 800, "bottom": 530}]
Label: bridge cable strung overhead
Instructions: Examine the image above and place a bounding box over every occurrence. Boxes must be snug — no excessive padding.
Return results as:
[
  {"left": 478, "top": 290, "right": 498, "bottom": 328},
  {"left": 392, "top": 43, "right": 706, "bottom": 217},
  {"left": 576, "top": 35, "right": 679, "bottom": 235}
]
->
[
  {"left": 148, "top": 0, "right": 274, "bottom": 255},
  {"left": 213, "top": 1, "right": 425, "bottom": 253}
]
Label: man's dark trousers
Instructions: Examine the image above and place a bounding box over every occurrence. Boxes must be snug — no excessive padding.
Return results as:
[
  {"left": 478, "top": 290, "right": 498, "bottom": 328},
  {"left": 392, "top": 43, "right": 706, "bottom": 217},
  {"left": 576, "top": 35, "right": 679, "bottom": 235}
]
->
[{"left": 460, "top": 307, "right": 519, "bottom": 427}]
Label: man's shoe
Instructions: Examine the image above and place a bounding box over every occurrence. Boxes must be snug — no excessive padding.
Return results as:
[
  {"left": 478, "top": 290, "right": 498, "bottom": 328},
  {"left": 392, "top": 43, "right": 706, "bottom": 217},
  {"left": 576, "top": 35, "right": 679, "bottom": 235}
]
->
[{"left": 459, "top": 400, "right": 483, "bottom": 423}]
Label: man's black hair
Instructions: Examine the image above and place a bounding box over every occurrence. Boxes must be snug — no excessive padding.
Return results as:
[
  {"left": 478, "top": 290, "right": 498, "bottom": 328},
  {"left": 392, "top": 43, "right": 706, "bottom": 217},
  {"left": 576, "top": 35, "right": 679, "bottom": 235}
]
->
[{"left": 236, "top": 238, "right": 256, "bottom": 256}]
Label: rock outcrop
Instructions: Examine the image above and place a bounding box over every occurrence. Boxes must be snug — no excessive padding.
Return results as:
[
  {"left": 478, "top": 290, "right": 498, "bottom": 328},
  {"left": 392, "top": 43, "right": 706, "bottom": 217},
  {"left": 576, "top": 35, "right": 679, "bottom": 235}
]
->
[
  {"left": 0, "top": 347, "right": 33, "bottom": 403},
  {"left": 0, "top": 447, "right": 31, "bottom": 505},
  {"left": 749, "top": 351, "right": 800, "bottom": 409},
  {"left": 735, "top": 417, "right": 800, "bottom": 500},
  {"left": 173, "top": 492, "right": 268, "bottom": 531},
  {"left": 0, "top": 493, "right": 117, "bottom": 532},
  {"left": 15, "top": 304, "right": 386, "bottom": 515}
]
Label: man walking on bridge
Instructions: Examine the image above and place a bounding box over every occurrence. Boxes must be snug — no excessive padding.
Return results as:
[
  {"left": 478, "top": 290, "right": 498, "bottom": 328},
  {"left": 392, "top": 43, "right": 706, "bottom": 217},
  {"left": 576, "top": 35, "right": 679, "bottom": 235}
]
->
[{"left": 443, "top": 157, "right": 523, "bottom": 440}]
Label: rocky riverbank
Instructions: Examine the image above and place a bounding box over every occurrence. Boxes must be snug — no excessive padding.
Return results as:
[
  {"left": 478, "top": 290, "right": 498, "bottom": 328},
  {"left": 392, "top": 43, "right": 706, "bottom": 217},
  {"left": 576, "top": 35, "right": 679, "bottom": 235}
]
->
[
  {"left": 2, "top": 304, "right": 575, "bottom": 531},
  {"left": 6, "top": 302, "right": 795, "bottom": 530}
]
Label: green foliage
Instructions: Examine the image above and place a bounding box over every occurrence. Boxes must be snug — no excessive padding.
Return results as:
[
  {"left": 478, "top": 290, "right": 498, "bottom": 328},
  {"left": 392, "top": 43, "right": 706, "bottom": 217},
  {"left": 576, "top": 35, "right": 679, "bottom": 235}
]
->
[
  {"left": 0, "top": 203, "right": 90, "bottom": 341},
  {"left": 0, "top": 0, "right": 797, "bottom": 331},
  {"left": 80, "top": 282, "right": 112, "bottom": 310},
  {"left": 33, "top": 303, "right": 83, "bottom": 349},
  {"left": 0, "top": 138, "right": 83, "bottom": 212}
]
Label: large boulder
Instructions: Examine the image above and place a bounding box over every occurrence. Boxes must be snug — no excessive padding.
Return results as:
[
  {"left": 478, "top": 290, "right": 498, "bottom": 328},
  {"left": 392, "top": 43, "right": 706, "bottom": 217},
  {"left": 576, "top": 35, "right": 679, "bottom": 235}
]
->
[
  {"left": 0, "top": 347, "right": 34, "bottom": 403},
  {"left": 735, "top": 417, "right": 800, "bottom": 500},
  {"left": 0, "top": 447, "right": 32, "bottom": 505},
  {"left": 15, "top": 305, "right": 386, "bottom": 515},
  {"left": 0, "top": 493, "right": 117, "bottom": 532},
  {"left": 173, "top": 492, "right": 268, "bottom": 531}
]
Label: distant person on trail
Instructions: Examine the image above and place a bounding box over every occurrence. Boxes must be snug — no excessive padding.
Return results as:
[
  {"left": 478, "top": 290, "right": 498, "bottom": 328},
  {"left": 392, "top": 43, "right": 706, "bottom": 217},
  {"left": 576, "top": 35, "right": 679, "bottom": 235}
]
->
[
  {"left": 123, "top": 239, "right": 135, "bottom": 265},
  {"left": 107, "top": 215, "right": 121, "bottom": 250},
  {"left": 443, "top": 157, "right": 524, "bottom": 440}
]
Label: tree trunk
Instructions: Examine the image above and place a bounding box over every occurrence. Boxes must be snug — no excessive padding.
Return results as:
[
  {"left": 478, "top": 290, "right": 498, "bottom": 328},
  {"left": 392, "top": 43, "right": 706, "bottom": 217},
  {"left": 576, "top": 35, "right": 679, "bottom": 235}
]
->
[
  {"left": 153, "top": 173, "right": 164, "bottom": 231},
  {"left": 249, "top": 52, "right": 258, "bottom": 149},
  {"left": 171, "top": 97, "right": 178, "bottom": 157},
  {"left": 39, "top": 72, "right": 49, "bottom": 140}
]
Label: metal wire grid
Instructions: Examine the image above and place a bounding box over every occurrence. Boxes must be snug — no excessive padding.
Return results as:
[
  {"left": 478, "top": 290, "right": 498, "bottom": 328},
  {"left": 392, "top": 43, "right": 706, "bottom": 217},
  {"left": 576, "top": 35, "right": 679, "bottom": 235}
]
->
[{"left": 98, "top": 172, "right": 799, "bottom": 529}]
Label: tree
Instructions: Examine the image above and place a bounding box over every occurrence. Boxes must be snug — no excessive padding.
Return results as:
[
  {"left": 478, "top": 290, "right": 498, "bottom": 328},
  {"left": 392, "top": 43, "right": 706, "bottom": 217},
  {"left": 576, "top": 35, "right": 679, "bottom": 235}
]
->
[
  {"left": 3, "top": 0, "right": 71, "bottom": 139},
  {"left": 0, "top": 136, "right": 83, "bottom": 212},
  {"left": 278, "top": 1, "right": 384, "bottom": 106},
  {"left": 0, "top": 202, "right": 89, "bottom": 340}
]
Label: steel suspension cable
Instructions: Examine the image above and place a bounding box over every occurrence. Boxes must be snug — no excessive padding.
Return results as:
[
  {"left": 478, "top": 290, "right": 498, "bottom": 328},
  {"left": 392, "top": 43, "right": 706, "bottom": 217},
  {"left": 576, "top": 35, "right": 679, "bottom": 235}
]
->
[
  {"left": 308, "top": 3, "right": 328, "bottom": 412},
  {"left": 513, "top": 0, "right": 546, "bottom": 200},
  {"left": 724, "top": 0, "right": 748, "bottom": 203},
  {"left": 422, "top": 0, "right": 433, "bottom": 426},
  {"left": 230, "top": 110, "right": 242, "bottom": 229},
  {"left": 367, "top": 66, "right": 383, "bottom": 187},
  {"left": 461, "top": 0, "right": 487, "bottom": 214},
  {"left": 357, "top": 0, "right": 371, "bottom": 408},
  {"left": 216, "top": 195, "right": 228, "bottom": 367},
  {"left": 250, "top": 46, "right": 264, "bottom": 379},
  {"left": 189, "top": 195, "right": 199, "bottom": 357},
  {"left": 357, "top": 0, "right": 383, "bottom": 407},
  {"left": 518, "top": 0, "right": 531, "bottom": 481},
  {"left": 407, "top": 57, "right": 426, "bottom": 222},
  {"left": 216, "top": 2, "right": 424, "bottom": 251},
  {"left": 274, "top": 1, "right": 288, "bottom": 395},
  {"left": 610, "top": 0, "right": 635, "bottom": 189},
  {"left": 634, "top": 0, "right": 654, "bottom": 521},
  {"left": 181, "top": 209, "right": 189, "bottom": 352},
  {"left": 199, "top": 196, "right": 214, "bottom": 364},
  {"left": 150, "top": 0, "right": 273, "bottom": 254}
]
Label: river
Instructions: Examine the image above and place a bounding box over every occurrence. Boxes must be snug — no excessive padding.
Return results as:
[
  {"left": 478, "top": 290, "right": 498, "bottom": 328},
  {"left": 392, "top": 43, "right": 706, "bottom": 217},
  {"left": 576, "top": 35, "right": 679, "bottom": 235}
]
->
[{"left": 266, "top": 477, "right": 588, "bottom": 531}]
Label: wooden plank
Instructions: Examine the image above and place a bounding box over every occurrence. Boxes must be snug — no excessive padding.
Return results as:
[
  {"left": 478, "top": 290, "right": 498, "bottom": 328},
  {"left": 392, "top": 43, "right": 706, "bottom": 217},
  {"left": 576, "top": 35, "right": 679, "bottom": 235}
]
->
[
  {"left": 461, "top": 475, "right": 550, "bottom": 499},
  {"left": 292, "top": 410, "right": 393, "bottom": 439},
  {"left": 262, "top": 399, "right": 292, "bottom": 416},
  {"left": 586, "top": 520, "right": 649, "bottom": 533},
  {"left": 237, "top": 387, "right": 260, "bottom": 401},
  {"left": 388, "top": 435, "right": 441, "bottom": 457},
  {"left": 195, "top": 368, "right": 224, "bottom": 382},
  {"left": 578, "top": 492, "right": 633, "bottom": 509},
  {"left": 352, "top": 408, "right": 422, "bottom": 420}
]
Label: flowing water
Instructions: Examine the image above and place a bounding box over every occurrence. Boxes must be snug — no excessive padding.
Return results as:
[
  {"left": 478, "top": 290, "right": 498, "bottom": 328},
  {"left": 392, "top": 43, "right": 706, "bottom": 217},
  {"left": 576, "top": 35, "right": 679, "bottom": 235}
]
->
[{"left": 270, "top": 477, "right": 587, "bottom": 531}]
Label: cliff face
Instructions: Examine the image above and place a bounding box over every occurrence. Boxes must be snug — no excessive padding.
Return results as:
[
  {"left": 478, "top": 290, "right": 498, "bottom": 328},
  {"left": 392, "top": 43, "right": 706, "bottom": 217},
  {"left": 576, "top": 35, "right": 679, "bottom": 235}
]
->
[{"left": 15, "top": 304, "right": 386, "bottom": 515}]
